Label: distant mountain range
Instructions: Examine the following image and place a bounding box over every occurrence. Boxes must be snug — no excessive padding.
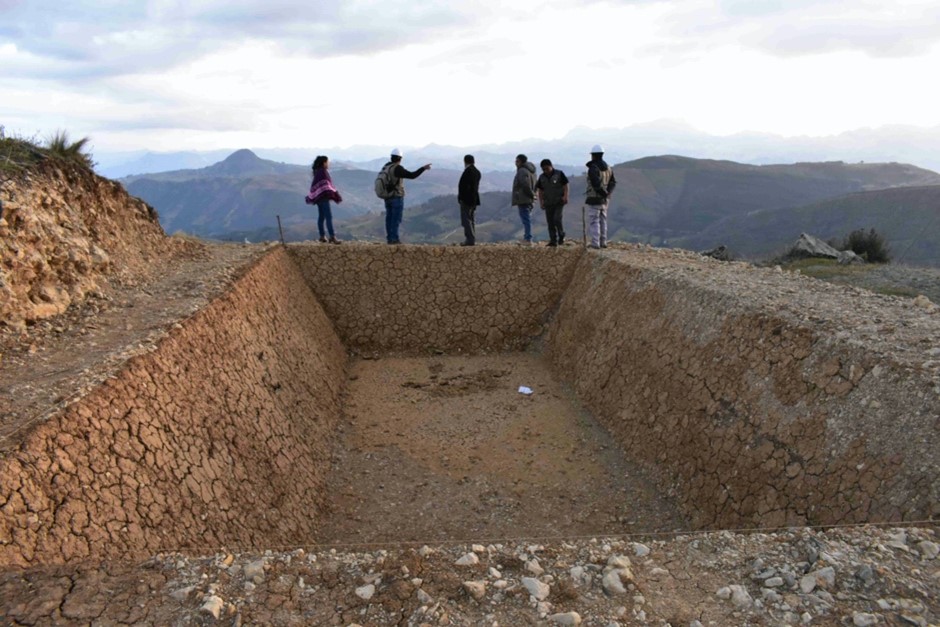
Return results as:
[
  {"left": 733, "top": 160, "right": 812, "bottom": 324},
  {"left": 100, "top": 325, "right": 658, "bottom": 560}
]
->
[
  {"left": 122, "top": 149, "right": 940, "bottom": 266},
  {"left": 97, "top": 120, "right": 940, "bottom": 178}
]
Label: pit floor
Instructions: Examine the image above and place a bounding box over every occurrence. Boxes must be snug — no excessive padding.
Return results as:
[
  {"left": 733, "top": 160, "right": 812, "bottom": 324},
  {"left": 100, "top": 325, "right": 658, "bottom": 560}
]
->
[{"left": 317, "top": 353, "right": 689, "bottom": 547}]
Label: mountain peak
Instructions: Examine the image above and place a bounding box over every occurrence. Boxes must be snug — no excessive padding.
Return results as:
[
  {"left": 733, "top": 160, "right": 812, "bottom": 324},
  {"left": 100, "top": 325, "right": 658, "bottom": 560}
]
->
[{"left": 205, "top": 149, "right": 296, "bottom": 177}]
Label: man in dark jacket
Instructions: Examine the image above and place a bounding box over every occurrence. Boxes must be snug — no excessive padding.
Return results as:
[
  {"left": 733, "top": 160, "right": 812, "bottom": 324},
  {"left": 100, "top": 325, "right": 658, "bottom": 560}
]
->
[
  {"left": 512, "top": 154, "right": 538, "bottom": 245},
  {"left": 536, "top": 158, "right": 569, "bottom": 247},
  {"left": 380, "top": 148, "right": 432, "bottom": 244},
  {"left": 585, "top": 144, "right": 616, "bottom": 248},
  {"left": 457, "top": 154, "right": 481, "bottom": 246}
]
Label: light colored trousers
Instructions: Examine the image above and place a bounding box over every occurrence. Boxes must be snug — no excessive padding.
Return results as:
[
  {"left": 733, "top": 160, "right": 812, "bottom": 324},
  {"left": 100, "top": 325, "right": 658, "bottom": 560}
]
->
[{"left": 587, "top": 203, "right": 608, "bottom": 247}]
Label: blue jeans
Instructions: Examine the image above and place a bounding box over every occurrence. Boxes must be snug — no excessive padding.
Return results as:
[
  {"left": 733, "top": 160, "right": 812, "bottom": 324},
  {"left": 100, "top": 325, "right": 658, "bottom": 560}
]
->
[
  {"left": 517, "top": 204, "right": 533, "bottom": 241},
  {"left": 384, "top": 196, "right": 404, "bottom": 243},
  {"left": 316, "top": 199, "right": 334, "bottom": 238}
]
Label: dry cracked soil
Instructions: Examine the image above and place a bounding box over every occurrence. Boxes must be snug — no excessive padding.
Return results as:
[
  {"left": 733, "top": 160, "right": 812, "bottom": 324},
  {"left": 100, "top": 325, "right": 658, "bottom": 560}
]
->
[{"left": 1, "top": 241, "right": 939, "bottom": 626}]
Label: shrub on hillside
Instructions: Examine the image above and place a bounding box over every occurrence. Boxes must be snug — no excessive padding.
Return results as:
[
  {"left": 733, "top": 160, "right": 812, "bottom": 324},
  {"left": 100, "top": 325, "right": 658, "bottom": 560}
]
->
[
  {"left": 1, "top": 127, "right": 96, "bottom": 174},
  {"left": 840, "top": 228, "right": 891, "bottom": 263},
  {"left": 45, "top": 130, "right": 95, "bottom": 169}
]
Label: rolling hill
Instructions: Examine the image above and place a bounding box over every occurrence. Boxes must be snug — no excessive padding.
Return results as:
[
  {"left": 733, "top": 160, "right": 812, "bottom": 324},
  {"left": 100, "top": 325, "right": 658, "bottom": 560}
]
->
[
  {"left": 123, "top": 150, "right": 940, "bottom": 263},
  {"left": 676, "top": 185, "right": 940, "bottom": 266}
]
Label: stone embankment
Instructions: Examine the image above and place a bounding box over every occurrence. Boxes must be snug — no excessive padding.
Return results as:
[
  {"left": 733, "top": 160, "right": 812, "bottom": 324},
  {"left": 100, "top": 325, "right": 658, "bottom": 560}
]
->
[
  {"left": 0, "top": 248, "right": 346, "bottom": 566},
  {"left": 2, "top": 243, "right": 937, "bottom": 570},
  {"left": 289, "top": 245, "right": 581, "bottom": 353},
  {"left": 547, "top": 248, "right": 940, "bottom": 529}
]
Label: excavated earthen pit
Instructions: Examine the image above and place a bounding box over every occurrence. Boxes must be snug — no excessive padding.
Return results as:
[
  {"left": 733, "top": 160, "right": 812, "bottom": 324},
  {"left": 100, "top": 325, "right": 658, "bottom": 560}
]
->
[{"left": 1, "top": 244, "right": 937, "bottom": 568}]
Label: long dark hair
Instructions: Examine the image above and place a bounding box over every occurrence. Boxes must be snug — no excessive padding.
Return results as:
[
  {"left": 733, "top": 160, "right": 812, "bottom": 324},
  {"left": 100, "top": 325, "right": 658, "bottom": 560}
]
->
[{"left": 312, "top": 155, "right": 328, "bottom": 171}]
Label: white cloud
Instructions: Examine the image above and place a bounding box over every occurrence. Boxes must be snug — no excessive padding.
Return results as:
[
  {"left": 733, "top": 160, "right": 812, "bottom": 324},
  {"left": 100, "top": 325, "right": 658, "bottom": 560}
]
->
[{"left": 2, "top": 0, "right": 939, "bottom": 152}]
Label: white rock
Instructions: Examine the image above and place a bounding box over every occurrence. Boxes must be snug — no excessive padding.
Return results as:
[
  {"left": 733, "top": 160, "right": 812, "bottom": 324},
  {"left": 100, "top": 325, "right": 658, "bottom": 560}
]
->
[
  {"left": 419, "top": 545, "right": 433, "bottom": 557},
  {"left": 716, "top": 586, "right": 732, "bottom": 600},
  {"left": 170, "top": 586, "right": 196, "bottom": 602},
  {"left": 526, "top": 559, "right": 545, "bottom": 575},
  {"left": 200, "top": 595, "right": 225, "bottom": 619},
  {"left": 633, "top": 543, "right": 651, "bottom": 557},
  {"left": 488, "top": 567, "right": 502, "bottom": 579},
  {"left": 455, "top": 552, "right": 480, "bottom": 566},
  {"left": 690, "top": 621, "right": 704, "bottom": 627},
  {"left": 729, "top": 584, "right": 753, "bottom": 608},
  {"left": 355, "top": 584, "right": 375, "bottom": 600},
  {"left": 244, "top": 559, "right": 266, "bottom": 583},
  {"left": 602, "top": 570, "right": 627, "bottom": 595},
  {"left": 764, "top": 576, "right": 784, "bottom": 588},
  {"left": 853, "top": 612, "right": 879, "bottom": 626},
  {"left": 549, "top": 611, "right": 583, "bottom": 625},
  {"left": 917, "top": 541, "right": 939, "bottom": 560},
  {"left": 800, "top": 573, "right": 817, "bottom": 594},
  {"left": 570, "top": 566, "right": 587, "bottom": 586},
  {"left": 493, "top": 579, "right": 509, "bottom": 590},
  {"left": 812, "top": 566, "right": 836, "bottom": 589},
  {"left": 463, "top": 580, "right": 487, "bottom": 600},
  {"left": 607, "top": 555, "right": 632, "bottom": 570},
  {"left": 417, "top": 588, "right": 433, "bottom": 604},
  {"left": 537, "top": 601, "right": 553, "bottom": 616},
  {"left": 522, "top": 577, "right": 551, "bottom": 600},
  {"left": 472, "top": 544, "right": 486, "bottom": 553}
]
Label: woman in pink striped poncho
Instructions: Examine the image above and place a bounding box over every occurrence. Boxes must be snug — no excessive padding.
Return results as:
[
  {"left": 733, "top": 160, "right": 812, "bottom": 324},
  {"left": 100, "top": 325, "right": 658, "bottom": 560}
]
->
[{"left": 305, "top": 155, "right": 343, "bottom": 243}]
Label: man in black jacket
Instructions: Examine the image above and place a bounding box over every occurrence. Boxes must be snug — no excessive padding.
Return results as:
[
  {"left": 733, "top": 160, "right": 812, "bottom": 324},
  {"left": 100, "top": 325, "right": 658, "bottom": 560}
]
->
[
  {"left": 457, "top": 154, "right": 481, "bottom": 246},
  {"left": 536, "top": 159, "right": 569, "bottom": 247}
]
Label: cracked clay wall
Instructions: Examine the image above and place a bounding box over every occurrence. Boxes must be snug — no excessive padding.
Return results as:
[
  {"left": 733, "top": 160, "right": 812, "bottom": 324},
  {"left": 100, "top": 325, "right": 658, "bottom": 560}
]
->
[
  {"left": 546, "top": 252, "right": 939, "bottom": 529},
  {"left": 0, "top": 247, "right": 346, "bottom": 567},
  {"left": 289, "top": 245, "right": 582, "bottom": 353}
]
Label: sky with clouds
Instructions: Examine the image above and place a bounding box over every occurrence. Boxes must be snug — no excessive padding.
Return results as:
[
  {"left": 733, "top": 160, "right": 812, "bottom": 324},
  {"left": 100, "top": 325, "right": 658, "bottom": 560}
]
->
[{"left": 2, "top": 0, "right": 939, "bottom": 154}]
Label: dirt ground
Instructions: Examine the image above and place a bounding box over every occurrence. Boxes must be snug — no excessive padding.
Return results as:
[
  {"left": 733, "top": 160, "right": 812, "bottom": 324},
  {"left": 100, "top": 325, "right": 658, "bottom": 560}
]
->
[{"left": 318, "top": 354, "right": 688, "bottom": 548}]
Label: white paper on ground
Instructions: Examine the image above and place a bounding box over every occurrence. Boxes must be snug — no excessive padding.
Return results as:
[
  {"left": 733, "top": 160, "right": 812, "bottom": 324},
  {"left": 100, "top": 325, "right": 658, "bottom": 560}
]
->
[{"left": 518, "top": 386, "right": 533, "bottom": 395}]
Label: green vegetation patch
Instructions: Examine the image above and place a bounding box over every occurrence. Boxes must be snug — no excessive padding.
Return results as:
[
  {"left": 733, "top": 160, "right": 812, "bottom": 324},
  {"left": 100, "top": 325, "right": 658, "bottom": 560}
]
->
[
  {"left": 781, "top": 258, "right": 875, "bottom": 280},
  {"left": 0, "top": 127, "right": 95, "bottom": 175}
]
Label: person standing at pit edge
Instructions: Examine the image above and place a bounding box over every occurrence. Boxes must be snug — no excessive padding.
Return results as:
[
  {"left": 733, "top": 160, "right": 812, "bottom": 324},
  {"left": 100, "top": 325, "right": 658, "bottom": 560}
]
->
[
  {"left": 512, "top": 154, "right": 538, "bottom": 245},
  {"left": 379, "top": 148, "right": 431, "bottom": 245},
  {"left": 457, "top": 154, "right": 481, "bottom": 246},
  {"left": 585, "top": 144, "right": 616, "bottom": 248},
  {"left": 536, "top": 158, "right": 569, "bottom": 247},
  {"left": 305, "top": 155, "right": 342, "bottom": 243}
]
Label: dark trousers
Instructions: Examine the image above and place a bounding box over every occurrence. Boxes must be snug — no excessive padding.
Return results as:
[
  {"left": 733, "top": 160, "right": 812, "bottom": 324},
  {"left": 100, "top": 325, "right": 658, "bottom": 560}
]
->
[
  {"left": 544, "top": 204, "right": 565, "bottom": 243},
  {"left": 460, "top": 203, "right": 476, "bottom": 243}
]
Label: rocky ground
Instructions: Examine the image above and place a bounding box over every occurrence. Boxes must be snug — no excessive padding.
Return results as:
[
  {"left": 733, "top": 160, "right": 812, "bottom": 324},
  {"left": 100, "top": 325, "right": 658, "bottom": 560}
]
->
[
  {"left": 1, "top": 526, "right": 937, "bottom": 625},
  {"left": 1, "top": 241, "right": 939, "bottom": 625}
]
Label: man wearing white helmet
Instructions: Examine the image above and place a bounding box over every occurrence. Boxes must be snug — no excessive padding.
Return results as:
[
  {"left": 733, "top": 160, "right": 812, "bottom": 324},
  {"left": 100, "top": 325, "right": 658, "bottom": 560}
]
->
[
  {"left": 584, "top": 144, "right": 616, "bottom": 249},
  {"left": 378, "top": 148, "right": 432, "bottom": 244}
]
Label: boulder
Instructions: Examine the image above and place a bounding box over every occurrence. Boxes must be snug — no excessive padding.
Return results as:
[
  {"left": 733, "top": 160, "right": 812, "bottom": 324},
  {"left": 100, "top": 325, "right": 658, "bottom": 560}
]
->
[{"left": 789, "top": 233, "right": 842, "bottom": 260}]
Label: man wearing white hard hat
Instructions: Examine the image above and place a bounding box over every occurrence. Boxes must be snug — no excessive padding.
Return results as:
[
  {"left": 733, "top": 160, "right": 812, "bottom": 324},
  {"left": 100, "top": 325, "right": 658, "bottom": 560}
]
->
[
  {"left": 376, "top": 148, "right": 431, "bottom": 244},
  {"left": 584, "top": 144, "right": 617, "bottom": 249}
]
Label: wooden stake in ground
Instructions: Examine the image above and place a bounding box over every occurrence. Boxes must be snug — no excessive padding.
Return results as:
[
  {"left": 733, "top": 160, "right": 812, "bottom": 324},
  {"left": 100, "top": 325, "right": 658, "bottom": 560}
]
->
[
  {"left": 582, "top": 205, "right": 587, "bottom": 248},
  {"left": 276, "top": 215, "right": 285, "bottom": 245}
]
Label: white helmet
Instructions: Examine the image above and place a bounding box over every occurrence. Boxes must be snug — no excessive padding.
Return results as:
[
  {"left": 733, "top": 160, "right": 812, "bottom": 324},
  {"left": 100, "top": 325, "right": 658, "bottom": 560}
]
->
[
  {"left": 590, "top": 144, "right": 604, "bottom": 154},
  {"left": 390, "top": 148, "right": 403, "bottom": 157}
]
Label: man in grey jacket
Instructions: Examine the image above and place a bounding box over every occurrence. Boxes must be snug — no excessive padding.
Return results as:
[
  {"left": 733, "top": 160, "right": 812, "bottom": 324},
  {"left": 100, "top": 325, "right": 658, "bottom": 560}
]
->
[
  {"left": 512, "top": 154, "right": 537, "bottom": 245},
  {"left": 585, "top": 144, "right": 616, "bottom": 248}
]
